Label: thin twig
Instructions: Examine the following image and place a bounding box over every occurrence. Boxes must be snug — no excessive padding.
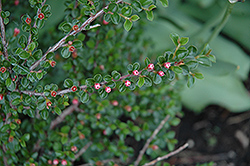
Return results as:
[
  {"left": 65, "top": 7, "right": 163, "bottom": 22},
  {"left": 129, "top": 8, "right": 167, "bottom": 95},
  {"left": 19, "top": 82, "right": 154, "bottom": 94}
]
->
[
  {"left": 0, "top": 0, "right": 8, "bottom": 59},
  {"left": 29, "top": 0, "right": 123, "bottom": 71},
  {"left": 26, "top": 0, "right": 47, "bottom": 49},
  {"left": 72, "top": 142, "right": 93, "bottom": 162},
  {"left": 1, "top": 145, "right": 9, "bottom": 166},
  {"left": 143, "top": 143, "right": 189, "bottom": 166},
  {"left": 134, "top": 115, "right": 170, "bottom": 166},
  {"left": 50, "top": 104, "right": 78, "bottom": 130}
]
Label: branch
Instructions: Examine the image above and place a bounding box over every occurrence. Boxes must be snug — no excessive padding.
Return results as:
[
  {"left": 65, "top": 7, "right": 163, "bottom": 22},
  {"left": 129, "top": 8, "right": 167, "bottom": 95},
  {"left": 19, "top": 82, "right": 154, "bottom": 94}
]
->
[
  {"left": 29, "top": 0, "right": 123, "bottom": 71},
  {"left": 26, "top": 0, "right": 47, "bottom": 50},
  {"left": 143, "top": 143, "right": 189, "bottom": 166},
  {"left": 0, "top": 0, "right": 8, "bottom": 59},
  {"left": 1, "top": 145, "right": 9, "bottom": 166},
  {"left": 72, "top": 142, "right": 93, "bottom": 162},
  {"left": 134, "top": 115, "right": 170, "bottom": 166},
  {"left": 50, "top": 104, "right": 78, "bottom": 130}
]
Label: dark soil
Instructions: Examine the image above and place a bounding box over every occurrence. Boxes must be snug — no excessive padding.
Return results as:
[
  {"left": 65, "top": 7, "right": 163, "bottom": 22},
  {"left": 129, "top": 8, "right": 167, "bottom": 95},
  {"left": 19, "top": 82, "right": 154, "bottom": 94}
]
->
[{"left": 169, "top": 106, "right": 250, "bottom": 166}]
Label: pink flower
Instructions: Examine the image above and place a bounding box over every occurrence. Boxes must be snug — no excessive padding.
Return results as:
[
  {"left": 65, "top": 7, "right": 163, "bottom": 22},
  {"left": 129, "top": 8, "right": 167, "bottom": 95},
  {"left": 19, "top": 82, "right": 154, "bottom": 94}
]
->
[
  {"left": 103, "top": 19, "right": 109, "bottom": 25},
  {"left": 72, "top": 98, "right": 79, "bottom": 105},
  {"left": 51, "top": 91, "right": 57, "bottom": 97},
  {"left": 38, "top": 13, "right": 44, "bottom": 20},
  {"left": 25, "top": 17, "right": 31, "bottom": 24},
  {"left": 94, "top": 83, "right": 101, "bottom": 90},
  {"left": 13, "top": 28, "right": 20, "bottom": 37},
  {"left": 50, "top": 61, "right": 56, "bottom": 67},
  {"left": 125, "top": 80, "right": 131, "bottom": 87},
  {"left": 158, "top": 71, "right": 165, "bottom": 77},
  {"left": 133, "top": 70, "right": 139, "bottom": 76},
  {"left": 0, "top": 94, "right": 3, "bottom": 100},
  {"left": 105, "top": 87, "right": 111, "bottom": 93},
  {"left": 147, "top": 63, "right": 154, "bottom": 70},
  {"left": 164, "top": 62, "right": 171, "bottom": 69},
  {"left": 73, "top": 25, "right": 79, "bottom": 31},
  {"left": 111, "top": 100, "right": 118, "bottom": 106},
  {"left": 69, "top": 46, "right": 75, "bottom": 52},
  {"left": 61, "top": 159, "right": 67, "bottom": 165},
  {"left": 0, "top": 67, "right": 6, "bottom": 73},
  {"left": 53, "top": 159, "right": 59, "bottom": 165},
  {"left": 71, "top": 85, "right": 77, "bottom": 92},
  {"left": 71, "top": 145, "right": 78, "bottom": 152}
]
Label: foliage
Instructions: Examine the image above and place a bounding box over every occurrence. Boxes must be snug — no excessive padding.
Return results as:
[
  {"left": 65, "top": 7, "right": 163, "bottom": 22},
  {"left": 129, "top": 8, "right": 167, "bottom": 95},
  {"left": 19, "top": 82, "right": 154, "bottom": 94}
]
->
[
  {"left": 0, "top": 0, "right": 217, "bottom": 165},
  {"left": 142, "top": 0, "right": 250, "bottom": 112}
]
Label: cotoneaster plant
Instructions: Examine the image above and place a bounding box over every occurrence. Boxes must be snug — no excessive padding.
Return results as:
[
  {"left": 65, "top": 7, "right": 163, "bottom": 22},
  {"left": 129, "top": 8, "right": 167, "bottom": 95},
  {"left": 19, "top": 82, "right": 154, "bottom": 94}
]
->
[{"left": 0, "top": 0, "right": 215, "bottom": 165}]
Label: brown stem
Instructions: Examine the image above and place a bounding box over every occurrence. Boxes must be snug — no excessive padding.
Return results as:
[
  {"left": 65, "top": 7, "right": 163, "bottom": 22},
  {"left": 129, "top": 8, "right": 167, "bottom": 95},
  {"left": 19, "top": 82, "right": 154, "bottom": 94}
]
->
[
  {"left": 134, "top": 115, "right": 170, "bottom": 166},
  {"left": 29, "top": 0, "right": 123, "bottom": 71},
  {"left": 143, "top": 143, "right": 189, "bottom": 166},
  {"left": 0, "top": 0, "right": 8, "bottom": 60},
  {"left": 72, "top": 142, "right": 93, "bottom": 162}
]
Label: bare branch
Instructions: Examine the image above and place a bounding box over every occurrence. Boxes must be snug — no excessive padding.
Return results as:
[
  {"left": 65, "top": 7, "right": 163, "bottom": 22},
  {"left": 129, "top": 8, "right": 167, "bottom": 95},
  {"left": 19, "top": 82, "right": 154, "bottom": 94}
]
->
[
  {"left": 134, "top": 115, "right": 170, "bottom": 166},
  {"left": 72, "top": 142, "right": 93, "bottom": 162},
  {"left": 0, "top": 0, "right": 8, "bottom": 59},
  {"left": 29, "top": 0, "right": 122, "bottom": 71},
  {"left": 143, "top": 143, "right": 189, "bottom": 166},
  {"left": 50, "top": 104, "right": 78, "bottom": 130}
]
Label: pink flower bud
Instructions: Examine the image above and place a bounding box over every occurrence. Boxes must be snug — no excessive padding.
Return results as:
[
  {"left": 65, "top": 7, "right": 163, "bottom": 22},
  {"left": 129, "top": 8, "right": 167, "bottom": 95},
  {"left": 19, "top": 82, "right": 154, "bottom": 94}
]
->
[
  {"left": 0, "top": 67, "right": 6, "bottom": 73},
  {"left": 73, "top": 25, "right": 79, "bottom": 31},
  {"left": 61, "top": 159, "right": 67, "bottom": 165},
  {"left": 103, "top": 19, "right": 109, "bottom": 25},
  {"left": 50, "top": 61, "right": 56, "bottom": 67},
  {"left": 94, "top": 83, "right": 101, "bottom": 90},
  {"left": 147, "top": 63, "right": 154, "bottom": 70},
  {"left": 164, "top": 62, "right": 171, "bottom": 69},
  {"left": 72, "top": 98, "right": 79, "bottom": 105},
  {"left": 69, "top": 46, "right": 75, "bottom": 52},
  {"left": 132, "top": 70, "right": 139, "bottom": 76},
  {"left": 125, "top": 80, "right": 131, "bottom": 87},
  {"left": 53, "top": 159, "right": 59, "bottom": 165},
  {"left": 105, "top": 87, "right": 111, "bottom": 93},
  {"left": 111, "top": 100, "right": 118, "bottom": 106},
  {"left": 51, "top": 91, "right": 57, "bottom": 97},
  {"left": 13, "top": 28, "right": 20, "bottom": 37},
  {"left": 71, "top": 85, "right": 77, "bottom": 92},
  {"left": 71, "top": 145, "right": 78, "bottom": 152},
  {"left": 0, "top": 94, "right": 3, "bottom": 100},
  {"left": 158, "top": 71, "right": 165, "bottom": 77}
]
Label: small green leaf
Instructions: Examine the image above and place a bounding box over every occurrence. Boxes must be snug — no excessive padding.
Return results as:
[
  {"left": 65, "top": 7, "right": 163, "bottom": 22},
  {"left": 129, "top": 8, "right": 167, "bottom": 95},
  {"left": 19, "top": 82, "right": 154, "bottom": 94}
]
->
[
  {"left": 130, "top": 15, "right": 140, "bottom": 22},
  {"left": 36, "top": 72, "right": 43, "bottom": 80},
  {"left": 36, "top": 18, "right": 45, "bottom": 29},
  {"left": 86, "top": 78, "right": 95, "bottom": 86},
  {"left": 20, "top": 140, "right": 26, "bottom": 148},
  {"left": 12, "top": 98, "right": 21, "bottom": 106},
  {"left": 104, "top": 75, "right": 112, "bottom": 82},
  {"left": 194, "top": 73, "right": 204, "bottom": 79},
  {"left": 80, "top": 92, "right": 89, "bottom": 103},
  {"left": 119, "top": 83, "right": 126, "bottom": 92},
  {"left": 144, "top": 77, "right": 152, "bottom": 87},
  {"left": 188, "top": 45, "right": 198, "bottom": 56},
  {"left": 170, "top": 33, "right": 179, "bottom": 47},
  {"left": 159, "top": 0, "right": 169, "bottom": 7},
  {"left": 137, "top": 77, "right": 145, "bottom": 88},
  {"left": 133, "top": 62, "right": 140, "bottom": 70},
  {"left": 64, "top": 78, "right": 73, "bottom": 88},
  {"left": 61, "top": 47, "right": 71, "bottom": 58},
  {"left": 73, "top": 40, "right": 82, "bottom": 49},
  {"left": 145, "top": 10, "right": 154, "bottom": 21},
  {"left": 187, "top": 74, "right": 195, "bottom": 88},
  {"left": 106, "top": 81, "right": 116, "bottom": 88},
  {"left": 111, "top": 13, "right": 121, "bottom": 24},
  {"left": 0, "top": 124, "right": 10, "bottom": 132},
  {"left": 54, "top": 107, "right": 62, "bottom": 115},
  {"left": 111, "top": 71, "right": 121, "bottom": 80},
  {"left": 40, "top": 110, "right": 49, "bottom": 120},
  {"left": 19, "top": 51, "right": 30, "bottom": 60},
  {"left": 153, "top": 74, "right": 162, "bottom": 84},
  {"left": 171, "top": 66, "right": 183, "bottom": 74},
  {"left": 197, "top": 56, "right": 212, "bottom": 67},
  {"left": 121, "top": 6, "right": 132, "bottom": 17},
  {"left": 127, "top": 64, "right": 133, "bottom": 71},
  {"left": 27, "top": 42, "right": 36, "bottom": 51},
  {"left": 144, "top": 57, "right": 151, "bottom": 66},
  {"left": 208, "top": 54, "right": 216, "bottom": 63},
  {"left": 60, "top": 22, "right": 72, "bottom": 32},
  {"left": 157, "top": 56, "right": 165, "bottom": 64},
  {"left": 131, "top": 1, "right": 142, "bottom": 12},
  {"left": 108, "top": 3, "right": 119, "bottom": 13},
  {"left": 179, "top": 37, "right": 189, "bottom": 45},
  {"left": 99, "top": 89, "right": 108, "bottom": 99},
  {"left": 148, "top": 4, "right": 156, "bottom": 11},
  {"left": 94, "top": 74, "right": 102, "bottom": 83},
  {"left": 21, "top": 133, "right": 30, "bottom": 141},
  {"left": 124, "top": 19, "right": 132, "bottom": 32},
  {"left": 140, "top": 0, "right": 153, "bottom": 6}
]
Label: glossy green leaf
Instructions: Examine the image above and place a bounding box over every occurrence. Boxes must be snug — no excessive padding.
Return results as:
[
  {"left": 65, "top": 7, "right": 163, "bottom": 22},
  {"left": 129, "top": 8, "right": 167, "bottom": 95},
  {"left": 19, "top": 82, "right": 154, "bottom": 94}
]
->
[
  {"left": 104, "top": 75, "right": 112, "bottom": 82},
  {"left": 146, "top": 10, "right": 154, "bottom": 21},
  {"left": 137, "top": 77, "right": 145, "bottom": 88},
  {"left": 124, "top": 19, "right": 132, "bottom": 32},
  {"left": 111, "top": 71, "right": 121, "bottom": 80},
  {"left": 153, "top": 73, "right": 162, "bottom": 84},
  {"left": 130, "top": 15, "right": 140, "bottom": 22},
  {"left": 121, "top": 6, "right": 132, "bottom": 17},
  {"left": 119, "top": 83, "right": 126, "bottom": 92},
  {"left": 187, "top": 74, "right": 195, "bottom": 88},
  {"left": 170, "top": 33, "right": 179, "bottom": 47},
  {"left": 111, "top": 13, "right": 121, "bottom": 24},
  {"left": 133, "top": 62, "right": 140, "bottom": 70},
  {"left": 171, "top": 66, "right": 183, "bottom": 74},
  {"left": 64, "top": 78, "right": 73, "bottom": 88},
  {"left": 159, "top": 0, "right": 169, "bottom": 7},
  {"left": 61, "top": 47, "right": 71, "bottom": 58},
  {"left": 40, "top": 110, "right": 49, "bottom": 120},
  {"left": 60, "top": 22, "right": 72, "bottom": 32},
  {"left": 131, "top": 1, "right": 142, "bottom": 12},
  {"left": 54, "top": 107, "right": 62, "bottom": 115},
  {"left": 194, "top": 73, "right": 204, "bottom": 79},
  {"left": 144, "top": 77, "right": 152, "bottom": 87},
  {"left": 94, "top": 74, "right": 102, "bottom": 83},
  {"left": 179, "top": 37, "right": 189, "bottom": 45},
  {"left": 80, "top": 92, "right": 89, "bottom": 103}
]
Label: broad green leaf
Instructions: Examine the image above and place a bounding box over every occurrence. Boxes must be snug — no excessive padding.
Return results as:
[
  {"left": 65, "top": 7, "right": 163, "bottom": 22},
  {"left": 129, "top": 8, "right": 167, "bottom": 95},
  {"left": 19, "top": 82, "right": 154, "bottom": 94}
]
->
[
  {"left": 61, "top": 47, "right": 71, "bottom": 58},
  {"left": 170, "top": 33, "right": 179, "bottom": 47},
  {"left": 179, "top": 37, "right": 189, "bottom": 45},
  {"left": 64, "top": 78, "right": 73, "bottom": 88},
  {"left": 80, "top": 92, "right": 89, "bottom": 103},
  {"left": 130, "top": 15, "right": 140, "bottom": 22},
  {"left": 171, "top": 66, "right": 183, "bottom": 74},
  {"left": 40, "top": 110, "right": 49, "bottom": 120},
  {"left": 94, "top": 74, "right": 102, "bottom": 83},
  {"left": 131, "top": 1, "right": 142, "bottom": 12},
  {"left": 153, "top": 73, "right": 162, "bottom": 84},
  {"left": 144, "top": 77, "right": 152, "bottom": 87},
  {"left": 111, "top": 13, "right": 121, "bottom": 24},
  {"left": 121, "top": 6, "right": 132, "bottom": 17},
  {"left": 146, "top": 10, "right": 154, "bottom": 21},
  {"left": 54, "top": 107, "right": 62, "bottom": 115}
]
